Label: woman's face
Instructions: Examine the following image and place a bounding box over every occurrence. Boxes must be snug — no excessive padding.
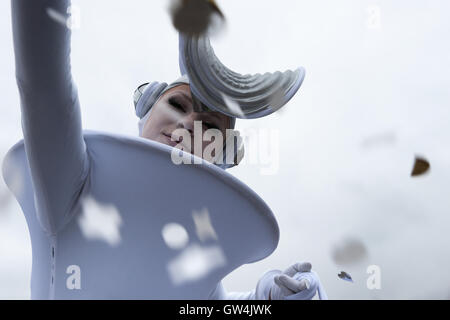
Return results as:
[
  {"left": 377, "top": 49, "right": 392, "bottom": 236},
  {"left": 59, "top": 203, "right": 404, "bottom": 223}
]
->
[{"left": 141, "top": 84, "right": 230, "bottom": 158}]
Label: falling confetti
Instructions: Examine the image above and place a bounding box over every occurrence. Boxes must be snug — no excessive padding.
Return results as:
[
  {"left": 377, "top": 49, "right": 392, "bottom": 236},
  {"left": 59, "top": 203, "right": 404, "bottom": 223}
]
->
[
  {"left": 192, "top": 207, "right": 218, "bottom": 242},
  {"left": 332, "top": 237, "right": 368, "bottom": 265},
  {"left": 46, "top": 5, "right": 81, "bottom": 30},
  {"left": 78, "top": 196, "right": 123, "bottom": 247},
  {"left": 338, "top": 271, "right": 353, "bottom": 283},
  {"left": 162, "top": 223, "right": 190, "bottom": 250},
  {"left": 221, "top": 93, "right": 245, "bottom": 118},
  {"left": 411, "top": 156, "right": 430, "bottom": 177},
  {"left": 46, "top": 7, "right": 68, "bottom": 27},
  {"left": 167, "top": 243, "right": 226, "bottom": 286},
  {"left": 169, "top": 0, "right": 225, "bottom": 36}
]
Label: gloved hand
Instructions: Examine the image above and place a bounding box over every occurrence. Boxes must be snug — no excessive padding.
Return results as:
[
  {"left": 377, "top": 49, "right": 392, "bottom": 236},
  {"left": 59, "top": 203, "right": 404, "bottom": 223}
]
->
[{"left": 269, "top": 262, "right": 312, "bottom": 300}]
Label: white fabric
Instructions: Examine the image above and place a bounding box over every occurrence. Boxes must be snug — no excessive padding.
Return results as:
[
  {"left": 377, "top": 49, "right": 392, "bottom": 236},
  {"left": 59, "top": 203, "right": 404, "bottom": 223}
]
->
[
  {"left": 6, "top": 0, "right": 279, "bottom": 299},
  {"left": 6, "top": 0, "right": 327, "bottom": 300}
]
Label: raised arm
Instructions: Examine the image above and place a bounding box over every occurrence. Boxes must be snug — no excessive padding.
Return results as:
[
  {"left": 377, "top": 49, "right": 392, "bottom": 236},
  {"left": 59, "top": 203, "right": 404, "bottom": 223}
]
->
[{"left": 11, "top": 0, "right": 89, "bottom": 235}]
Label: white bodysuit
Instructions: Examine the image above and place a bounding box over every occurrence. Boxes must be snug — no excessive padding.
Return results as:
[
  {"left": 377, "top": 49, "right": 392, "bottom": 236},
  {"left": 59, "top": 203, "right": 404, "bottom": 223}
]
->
[{"left": 3, "top": 0, "right": 280, "bottom": 299}]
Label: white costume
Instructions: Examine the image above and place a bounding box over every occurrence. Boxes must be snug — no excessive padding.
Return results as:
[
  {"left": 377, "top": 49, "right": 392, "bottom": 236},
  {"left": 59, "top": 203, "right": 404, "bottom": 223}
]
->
[{"left": 3, "top": 0, "right": 326, "bottom": 300}]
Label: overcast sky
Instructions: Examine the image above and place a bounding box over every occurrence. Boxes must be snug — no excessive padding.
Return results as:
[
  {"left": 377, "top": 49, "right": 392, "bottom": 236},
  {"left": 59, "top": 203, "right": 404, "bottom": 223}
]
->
[{"left": 1, "top": 0, "right": 450, "bottom": 299}]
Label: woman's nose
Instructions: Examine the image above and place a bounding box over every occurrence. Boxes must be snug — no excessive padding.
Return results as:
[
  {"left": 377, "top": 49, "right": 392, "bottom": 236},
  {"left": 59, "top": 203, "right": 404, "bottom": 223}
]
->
[{"left": 176, "top": 115, "right": 195, "bottom": 135}]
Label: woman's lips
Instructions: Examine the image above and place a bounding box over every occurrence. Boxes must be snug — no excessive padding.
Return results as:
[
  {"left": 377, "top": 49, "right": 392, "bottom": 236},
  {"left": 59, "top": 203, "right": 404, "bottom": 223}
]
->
[
  {"left": 161, "top": 132, "right": 194, "bottom": 154},
  {"left": 162, "top": 132, "right": 181, "bottom": 147}
]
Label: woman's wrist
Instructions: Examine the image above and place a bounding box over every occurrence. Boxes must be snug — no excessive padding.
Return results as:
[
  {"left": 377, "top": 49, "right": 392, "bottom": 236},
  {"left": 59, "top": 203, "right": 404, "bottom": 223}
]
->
[{"left": 255, "top": 269, "right": 282, "bottom": 300}]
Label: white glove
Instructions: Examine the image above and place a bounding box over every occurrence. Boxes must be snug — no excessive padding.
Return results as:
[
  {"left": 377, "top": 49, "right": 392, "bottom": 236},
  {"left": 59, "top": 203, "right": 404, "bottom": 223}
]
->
[
  {"left": 269, "top": 262, "right": 312, "bottom": 300},
  {"left": 255, "top": 262, "right": 328, "bottom": 300}
]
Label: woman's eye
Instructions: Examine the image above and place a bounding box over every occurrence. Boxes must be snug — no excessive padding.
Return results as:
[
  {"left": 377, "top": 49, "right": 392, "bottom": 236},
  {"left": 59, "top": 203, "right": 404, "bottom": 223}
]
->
[
  {"left": 169, "top": 98, "right": 185, "bottom": 112},
  {"left": 203, "top": 122, "right": 218, "bottom": 130}
]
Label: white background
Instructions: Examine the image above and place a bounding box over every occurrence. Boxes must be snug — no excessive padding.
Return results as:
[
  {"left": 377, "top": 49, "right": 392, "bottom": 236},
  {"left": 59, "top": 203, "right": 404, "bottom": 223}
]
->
[{"left": 1, "top": 0, "right": 450, "bottom": 299}]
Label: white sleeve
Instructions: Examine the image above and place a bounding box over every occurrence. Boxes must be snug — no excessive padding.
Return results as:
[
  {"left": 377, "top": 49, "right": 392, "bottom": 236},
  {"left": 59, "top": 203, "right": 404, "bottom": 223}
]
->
[{"left": 11, "top": 0, "right": 89, "bottom": 235}]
